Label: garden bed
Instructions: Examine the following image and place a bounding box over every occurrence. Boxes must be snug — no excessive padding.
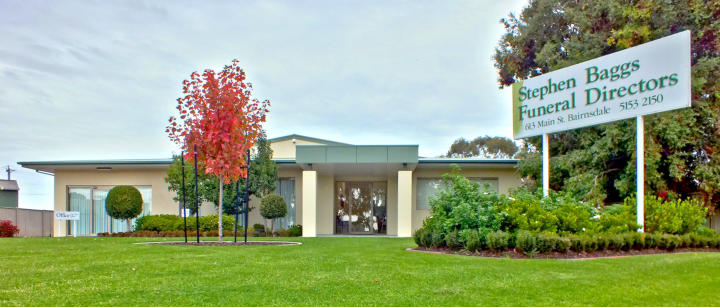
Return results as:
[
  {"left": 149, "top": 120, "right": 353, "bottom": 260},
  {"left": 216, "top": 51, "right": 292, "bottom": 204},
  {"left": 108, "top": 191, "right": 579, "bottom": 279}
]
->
[
  {"left": 408, "top": 246, "right": 720, "bottom": 260},
  {"left": 139, "top": 240, "right": 302, "bottom": 246}
]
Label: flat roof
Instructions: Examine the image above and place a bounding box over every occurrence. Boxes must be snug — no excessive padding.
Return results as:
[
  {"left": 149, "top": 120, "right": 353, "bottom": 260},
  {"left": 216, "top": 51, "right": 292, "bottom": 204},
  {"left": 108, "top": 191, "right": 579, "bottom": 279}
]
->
[{"left": 19, "top": 156, "right": 517, "bottom": 174}]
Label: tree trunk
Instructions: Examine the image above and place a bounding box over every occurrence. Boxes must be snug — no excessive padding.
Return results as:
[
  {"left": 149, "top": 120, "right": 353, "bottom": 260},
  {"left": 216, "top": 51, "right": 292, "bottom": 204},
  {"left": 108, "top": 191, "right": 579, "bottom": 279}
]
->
[
  {"left": 218, "top": 175, "right": 224, "bottom": 242},
  {"left": 271, "top": 218, "right": 275, "bottom": 237},
  {"left": 127, "top": 219, "right": 132, "bottom": 233}
]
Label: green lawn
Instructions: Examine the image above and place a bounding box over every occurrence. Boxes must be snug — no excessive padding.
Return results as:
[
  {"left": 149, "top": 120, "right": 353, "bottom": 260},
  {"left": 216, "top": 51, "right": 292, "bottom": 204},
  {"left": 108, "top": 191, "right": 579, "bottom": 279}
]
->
[{"left": 1, "top": 237, "right": 719, "bottom": 306}]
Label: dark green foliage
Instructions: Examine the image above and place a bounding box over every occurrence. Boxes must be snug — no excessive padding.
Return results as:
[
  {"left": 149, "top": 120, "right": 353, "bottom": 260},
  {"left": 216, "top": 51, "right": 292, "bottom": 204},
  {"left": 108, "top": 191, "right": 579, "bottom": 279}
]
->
[
  {"left": 486, "top": 231, "right": 510, "bottom": 251},
  {"left": 105, "top": 186, "right": 143, "bottom": 223},
  {"left": 287, "top": 225, "right": 302, "bottom": 237},
  {"left": 446, "top": 136, "right": 519, "bottom": 159}
]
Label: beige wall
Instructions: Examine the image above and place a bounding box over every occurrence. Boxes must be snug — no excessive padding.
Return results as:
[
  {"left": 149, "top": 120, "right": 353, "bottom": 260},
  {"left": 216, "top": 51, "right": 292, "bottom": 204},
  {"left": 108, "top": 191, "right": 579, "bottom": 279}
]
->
[
  {"left": 271, "top": 139, "right": 325, "bottom": 159},
  {"left": 53, "top": 168, "right": 175, "bottom": 237},
  {"left": 316, "top": 175, "right": 335, "bottom": 235}
]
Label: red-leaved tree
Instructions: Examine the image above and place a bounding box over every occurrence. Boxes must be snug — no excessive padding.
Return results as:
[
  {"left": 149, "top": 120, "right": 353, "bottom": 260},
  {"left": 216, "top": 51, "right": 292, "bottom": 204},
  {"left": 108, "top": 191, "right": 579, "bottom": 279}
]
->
[{"left": 167, "top": 59, "right": 269, "bottom": 241}]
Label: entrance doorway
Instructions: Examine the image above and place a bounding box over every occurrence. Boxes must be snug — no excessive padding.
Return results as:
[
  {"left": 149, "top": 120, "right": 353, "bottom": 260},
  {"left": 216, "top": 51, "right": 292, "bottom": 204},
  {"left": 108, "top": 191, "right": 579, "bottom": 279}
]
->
[{"left": 335, "top": 181, "right": 387, "bottom": 234}]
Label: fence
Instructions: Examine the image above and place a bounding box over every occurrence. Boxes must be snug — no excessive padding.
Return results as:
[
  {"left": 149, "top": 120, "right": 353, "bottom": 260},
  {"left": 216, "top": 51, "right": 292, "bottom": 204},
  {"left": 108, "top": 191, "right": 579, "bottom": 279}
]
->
[{"left": 0, "top": 208, "right": 53, "bottom": 237}]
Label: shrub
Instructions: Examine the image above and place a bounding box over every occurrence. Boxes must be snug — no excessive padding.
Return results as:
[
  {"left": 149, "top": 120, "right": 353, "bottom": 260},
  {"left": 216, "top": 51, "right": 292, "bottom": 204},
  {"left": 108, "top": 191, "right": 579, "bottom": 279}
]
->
[
  {"left": 645, "top": 233, "right": 660, "bottom": 249},
  {"left": 626, "top": 195, "right": 707, "bottom": 234},
  {"left": 413, "top": 226, "right": 431, "bottom": 247},
  {"left": 444, "top": 230, "right": 463, "bottom": 250},
  {"left": 536, "top": 232, "right": 557, "bottom": 253},
  {"left": 486, "top": 231, "right": 510, "bottom": 251},
  {"left": 0, "top": 220, "right": 20, "bottom": 237},
  {"left": 260, "top": 194, "right": 287, "bottom": 233},
  {"left": 595, "top": 234, "right": 609, "bottom": 251},
  {"left": 461, "top": 229, "right": 484, "bottom": 252},
  {"left": 516, "top": 231, "right": 538, "bottom": 257},
  {"left": 135, "top": 214, "right": 182, "bottom": 231},
  {"left": 555, "top": 236, "right": 571, "bottom": 253},
  {"left": 569, "top": 236, "right": 585, "bottom": 252},
  {"left": 607, "top": 233, "right": 625, "bottom": 251},
  {"left": 106, "top": 186, "right": 144, "bottom": 230},
  {"left": 288, "top": 225, "right": 302, "bottom": 237}
]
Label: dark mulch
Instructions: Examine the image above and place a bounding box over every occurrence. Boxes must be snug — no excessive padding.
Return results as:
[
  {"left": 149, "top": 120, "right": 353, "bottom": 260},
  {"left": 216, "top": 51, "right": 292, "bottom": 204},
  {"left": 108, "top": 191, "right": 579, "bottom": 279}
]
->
[
  {"left": 408, "top": 247, "right": 720, "bottom": 260},
  {"left": 139, "top": 241, "right": 301, "bottom": 246}
]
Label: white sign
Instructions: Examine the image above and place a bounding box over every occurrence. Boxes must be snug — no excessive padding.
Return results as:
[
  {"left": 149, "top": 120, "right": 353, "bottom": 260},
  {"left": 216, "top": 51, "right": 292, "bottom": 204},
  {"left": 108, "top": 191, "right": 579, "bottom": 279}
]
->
[
  {"left": 512, "top": 30, "right": 691, "bottom": 139},
  {"left": 55, "top": 211, "right": 80, "bottom": 221}
]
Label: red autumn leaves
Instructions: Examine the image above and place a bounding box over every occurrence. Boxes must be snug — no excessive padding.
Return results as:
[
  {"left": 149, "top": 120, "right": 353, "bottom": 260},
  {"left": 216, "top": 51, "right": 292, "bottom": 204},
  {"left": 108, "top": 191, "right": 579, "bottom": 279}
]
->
[{"left": 166, "top": 59, "right": 269, "bottom": 183}]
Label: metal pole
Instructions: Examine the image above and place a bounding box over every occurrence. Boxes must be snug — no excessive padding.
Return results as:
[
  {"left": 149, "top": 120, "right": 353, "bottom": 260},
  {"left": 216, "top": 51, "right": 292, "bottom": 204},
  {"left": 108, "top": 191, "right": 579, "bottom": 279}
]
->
[
  {"left": 542, "top": 133, "right": 550, "bottom": 197},
  {"left": 637, "top": 115, "right": 645, "bottom": 232},
  {"left": 194, "top": 145, "right": 200, "bottom": 243},
  {"left": 234, "top": 180, "right": 239, "bottom": 243},
  {"left": 181, "top": 152, "right": 188, "bottom": 244},
  {"left": 73, "top": 220, "right": 77, "bottom": 238},
  {"left": 244, "top": 149, "right": 251, "bottom": 244}
]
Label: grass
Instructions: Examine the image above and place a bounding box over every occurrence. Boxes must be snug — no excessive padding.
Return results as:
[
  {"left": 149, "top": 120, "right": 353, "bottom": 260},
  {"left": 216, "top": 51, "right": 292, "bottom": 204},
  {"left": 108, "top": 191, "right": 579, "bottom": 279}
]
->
[{"left": 1, "top": 237, "right": 719, "bottom": 306}]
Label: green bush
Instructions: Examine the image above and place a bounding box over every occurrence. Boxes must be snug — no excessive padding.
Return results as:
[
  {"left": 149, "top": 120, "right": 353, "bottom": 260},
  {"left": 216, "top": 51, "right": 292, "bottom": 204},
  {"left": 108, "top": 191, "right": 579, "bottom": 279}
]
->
[
  {"left": 595, "top": 234, "right": 610, "bottom": 251},
  {"left": 134, "top": 214, "right": 182, "bottom": 231},
  {"left": 106, "top": 186, "right": 143, "bottom": 229},
  {"left": 413, "top": 225, "right": 431, "bottom": 247},
  {"left": 536, "top": 232, "right": 557, "bottom": 253},
  {"left": 569, "top": 236, "right": 585, "bottom": 252},
  {"left": 626, "top": 195, "right": 707, "bottom": 234},
  {"left": 555, "top": 236, "right": 571, "bottom": 253},
  {"left": 486, "top": 231, "right": 510, "bottom": 251},
  {"left": 260, "top": 194, "right": 287, "bottom": 232},
  {"left": 287, "top": 225, "right": 302, "bottom": 237},
  {"left": 516, "top": 231, "right": 538, "bottom": 256},
  {"left": 444, "top": 230, "right": 463, "bottom": 250},
  {"left": 461, "top": 229, "right": 484, "bottom": 252}
]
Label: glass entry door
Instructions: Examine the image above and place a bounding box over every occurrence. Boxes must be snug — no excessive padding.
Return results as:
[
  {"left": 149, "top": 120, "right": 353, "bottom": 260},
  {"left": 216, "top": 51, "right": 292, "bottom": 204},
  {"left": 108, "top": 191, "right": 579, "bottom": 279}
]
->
[{"left": 335, "top": 181, "right": 387, "bottom": 234}]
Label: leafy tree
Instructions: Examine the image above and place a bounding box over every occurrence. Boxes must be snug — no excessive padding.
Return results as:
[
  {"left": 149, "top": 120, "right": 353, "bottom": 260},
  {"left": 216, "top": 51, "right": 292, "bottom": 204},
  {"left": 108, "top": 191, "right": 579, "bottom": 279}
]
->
[
  {"left": 446, "top": 136, "right": 519, "bottom": 158},
  {"left": 167, "top": 59, "right": 270, "bottom": 241},
  {"left": 105, "top": 185, "right": 143, "bottom": 231},
  {"left": 260, "top": 194, "right": 287, "bottom": 234},
  {"left": 164, "top": 132, "right": 278, "bottom": 216},
  {"left": 494, "top": 0, "right": 720, "bottom": 210}
]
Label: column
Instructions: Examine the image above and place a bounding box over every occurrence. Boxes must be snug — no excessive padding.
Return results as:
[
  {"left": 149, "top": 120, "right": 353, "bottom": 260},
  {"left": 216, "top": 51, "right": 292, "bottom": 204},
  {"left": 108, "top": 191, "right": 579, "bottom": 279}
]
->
[
  {"left": 397, "top": 170, "right": 413, "bottom": 237},
  {"left": 302, "top": 170, "right": 317, "bottom": 237}
]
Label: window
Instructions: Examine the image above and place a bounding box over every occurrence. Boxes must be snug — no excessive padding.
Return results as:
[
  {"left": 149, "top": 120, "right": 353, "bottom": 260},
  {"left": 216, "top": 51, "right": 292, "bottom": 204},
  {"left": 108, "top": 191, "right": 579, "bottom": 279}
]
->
[
  {"left": 416, "top": 177, "right": 498, "bottom": 210},
  {"left": 274, "top": 178, "right": 296, "bottom": 229},
  {"left": 67, "top": 185, "right": 152, "bottom": 235}
]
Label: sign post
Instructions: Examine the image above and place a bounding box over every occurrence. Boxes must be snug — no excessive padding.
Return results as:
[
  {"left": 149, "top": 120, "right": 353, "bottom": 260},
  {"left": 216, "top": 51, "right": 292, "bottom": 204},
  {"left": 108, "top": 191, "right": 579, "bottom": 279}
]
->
[
  {"left": 55, "top": 211, "right": 80, "bottom": 237},
  {"left": 542, "top": 133, "right": 550, "bottom": 197},
  {"left": 636, "top": 115, "right": 645, "bottom": 232},
  {"left": 511, "top": 31, "right": 691, "bottom": 231}
]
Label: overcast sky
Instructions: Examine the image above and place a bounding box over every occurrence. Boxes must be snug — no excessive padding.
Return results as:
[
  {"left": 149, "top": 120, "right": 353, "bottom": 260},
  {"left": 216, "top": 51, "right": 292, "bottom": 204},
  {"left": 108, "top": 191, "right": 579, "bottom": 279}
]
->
[{"left": 0, "top": 0, "right": 527, "bottom": 210}]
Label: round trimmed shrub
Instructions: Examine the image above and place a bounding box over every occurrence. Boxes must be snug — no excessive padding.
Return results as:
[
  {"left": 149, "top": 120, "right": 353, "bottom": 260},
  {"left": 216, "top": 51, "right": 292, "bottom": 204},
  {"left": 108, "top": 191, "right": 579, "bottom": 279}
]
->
[
  {"left": 516, "top": 231, "right": 538, "bottom": 256},
  {"left": 260, "top": 194, "right": 287, "bottom": 233},
  {"left": 486, "top": 231, "right": 510, "bottom": 251},
  {"left": 106, "top": 185, "right": 143, "bottom": 229}
]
